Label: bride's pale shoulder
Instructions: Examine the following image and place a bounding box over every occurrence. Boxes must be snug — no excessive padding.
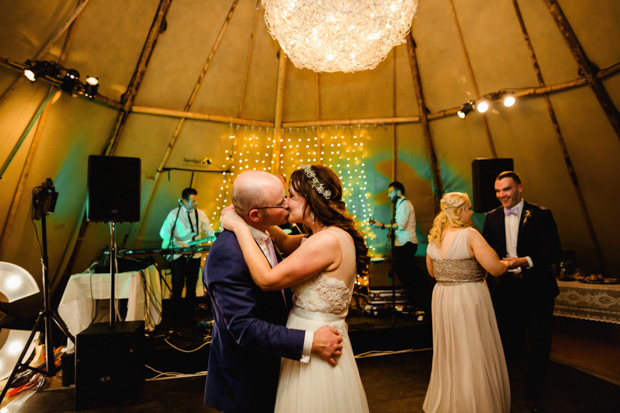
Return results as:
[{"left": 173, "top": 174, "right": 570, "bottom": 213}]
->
[{"left": 307, "top": 226, "right": 344, "bottom": 243}]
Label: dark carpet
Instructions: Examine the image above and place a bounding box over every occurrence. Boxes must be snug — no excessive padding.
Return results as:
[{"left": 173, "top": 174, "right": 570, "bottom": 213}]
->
[{"left": 10, "top": 351, "right": 620, "bottom": 412}]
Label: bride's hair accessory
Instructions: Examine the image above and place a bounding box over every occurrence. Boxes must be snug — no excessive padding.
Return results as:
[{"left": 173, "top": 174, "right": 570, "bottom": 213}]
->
[{"left": 301, "top": 165, "right": 331, "bottom": 200}]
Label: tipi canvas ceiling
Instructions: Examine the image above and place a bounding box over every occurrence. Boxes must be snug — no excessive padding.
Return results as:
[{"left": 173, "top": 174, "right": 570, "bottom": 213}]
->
[{"left": 0, "top": 0, "right": 619, "bottom": 305}]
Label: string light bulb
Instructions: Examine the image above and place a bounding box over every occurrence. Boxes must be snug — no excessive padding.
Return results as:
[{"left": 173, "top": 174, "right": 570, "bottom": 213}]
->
[
  {"left": 476, "top": 100, "right": 490, "bottom": 113},
  {"left": 503, "top": 95, "right": 516, "bottom": 107}
]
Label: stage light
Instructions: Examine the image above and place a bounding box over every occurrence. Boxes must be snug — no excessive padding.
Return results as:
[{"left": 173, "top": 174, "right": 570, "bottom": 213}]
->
[
  {"left": 457, "top": 101, "right": 474, "bottom": 119},
  {"left": 23, "top": 60, "right": 57, "bottom": 82},
  {"left": 60, "top": 69, "right": 80, "bottom": 94},
  {"left": 476, "top": 100, "right": 490, "bottom": 113},
  {"left": 84, "top": 76, "right": 99, "bottom": 99},
  {"left": 503, "top": 95, "right": 516, "bottom": 107}
]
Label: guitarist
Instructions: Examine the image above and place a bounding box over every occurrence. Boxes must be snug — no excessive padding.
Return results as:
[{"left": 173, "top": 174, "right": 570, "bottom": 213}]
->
[
  {"left": 159, "top": 187, "right": 215, "bottom": 326},
  {"left": 370, "top": 182, "right": 427, "bottom": 318}
]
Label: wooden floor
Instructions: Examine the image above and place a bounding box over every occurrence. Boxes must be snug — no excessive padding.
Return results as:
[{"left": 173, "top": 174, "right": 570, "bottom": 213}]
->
[
  {"left": 2, "top": 315, "right": 619, "bottom": 412},
  {"left": 550, "top": 318, "right": 620, "bottom": 386}
]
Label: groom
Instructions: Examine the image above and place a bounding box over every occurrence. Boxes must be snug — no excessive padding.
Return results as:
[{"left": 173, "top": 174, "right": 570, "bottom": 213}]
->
[
  {"left": 482, "top": 171, "right": 561, "bottom": 412},
  {"left": 203, "top": 170, "right": 343, "bottom": 413}
]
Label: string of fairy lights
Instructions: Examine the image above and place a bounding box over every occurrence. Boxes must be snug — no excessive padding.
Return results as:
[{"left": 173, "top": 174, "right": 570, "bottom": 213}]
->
[{"left": 207, "top": 124, "right": 377, "bottom": 254}]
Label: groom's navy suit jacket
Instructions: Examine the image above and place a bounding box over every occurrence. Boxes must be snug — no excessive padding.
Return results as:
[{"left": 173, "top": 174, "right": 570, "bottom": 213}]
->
[
  {"left": 482, "top": 201, "right": 561, "bottom": 302},
  {"left": 203, "top": 230, "right": 304, "bottom": 413}
]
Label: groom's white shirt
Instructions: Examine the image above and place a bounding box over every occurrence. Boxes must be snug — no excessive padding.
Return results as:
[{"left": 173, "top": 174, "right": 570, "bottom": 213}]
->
[
  {"left": 503, "top": 199, "right": 533, "bottom": 272},
  {"left": 249, "top": 225, "right": 312, "bottom": 362}
]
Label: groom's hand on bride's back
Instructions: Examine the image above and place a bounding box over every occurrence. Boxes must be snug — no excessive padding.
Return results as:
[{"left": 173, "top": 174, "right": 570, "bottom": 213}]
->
[{"left": 311, "top": 326, "right": 343, "bottom": 366}]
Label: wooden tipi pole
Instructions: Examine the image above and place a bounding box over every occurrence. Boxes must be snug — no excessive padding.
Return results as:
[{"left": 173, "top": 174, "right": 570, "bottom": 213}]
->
[
  {"left": 406, "top": 36, "right": 444, "bottom": 204},
  {"left": 513, "top": 0, "right": 607, "bottom": 273},
  {"left": 315, "top": 72, "right": 323, "bottom": 164},
  {"left": 0, "top": 1, "right": 86, "bottom": 260},
  {"left": 0, "top": 0, "right": 91, "bottom": 108},
  {"left": 57, "top": 0, "right": 173, "bottom": 281},
  {"left": 543, "top": 0, "right": 620, "bottom": 141},
  {"left": 270, "top": 51, "right": 288, "bottom": 175},
  {"left": 237, "top": 0, "right": 261, "bottom": 119},
  {"left": 124, "top": 0, "right": 240, "bottom": 246},
  {"left": 392, "top": 51, "right": 398, "bottom": 182},
  {"left": 448, "top": 0, "right": 497, "bottom": 157}
]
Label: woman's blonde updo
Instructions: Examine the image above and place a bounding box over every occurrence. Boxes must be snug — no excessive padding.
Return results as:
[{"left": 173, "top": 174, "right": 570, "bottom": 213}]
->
[{"left": 428, "top": 192, "right": 471, "bottom": 247}]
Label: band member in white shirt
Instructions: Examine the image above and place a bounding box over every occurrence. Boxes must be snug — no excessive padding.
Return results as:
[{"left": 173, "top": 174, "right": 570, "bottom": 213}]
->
[
  {"left": 160, "top": 187, "right": 214, "bottom": 325},
  {"left": 371, "top": 182, "right": 428, "bottom": 317}
]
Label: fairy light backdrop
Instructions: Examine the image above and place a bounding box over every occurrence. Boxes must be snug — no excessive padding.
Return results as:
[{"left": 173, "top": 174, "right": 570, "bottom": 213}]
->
[{"left": 210, "top": 124, "right": 377, "bottom": 254}]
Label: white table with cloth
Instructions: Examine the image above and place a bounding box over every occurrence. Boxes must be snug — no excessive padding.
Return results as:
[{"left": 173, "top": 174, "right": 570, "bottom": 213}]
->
[
  {"left": 58, "top": 265, "right": 163, "bottom": 350},
  {"left": 554, "top": 280, "right": 620, "bottom": 324}
]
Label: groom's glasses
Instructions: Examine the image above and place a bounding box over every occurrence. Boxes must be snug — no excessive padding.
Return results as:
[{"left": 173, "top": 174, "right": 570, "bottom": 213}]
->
[{"left": 253, "top": 198, "right": 288, "bottom": 211}]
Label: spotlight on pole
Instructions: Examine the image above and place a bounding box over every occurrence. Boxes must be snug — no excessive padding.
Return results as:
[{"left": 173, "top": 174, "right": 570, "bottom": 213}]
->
[
  {"left": 23, "top": 60, "right": 58, "bottom": 82},
  {"left": 84, "top": 76, "right": 99, "bottom": 99},
  {"left": 60, "top": 69, "right": 80, "bottom": 94}
]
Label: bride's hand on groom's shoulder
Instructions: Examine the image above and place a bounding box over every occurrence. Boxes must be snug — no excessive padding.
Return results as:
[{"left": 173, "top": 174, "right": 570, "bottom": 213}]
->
[{"left": 221, "top": 204, "right": 245, "bottom": 231}]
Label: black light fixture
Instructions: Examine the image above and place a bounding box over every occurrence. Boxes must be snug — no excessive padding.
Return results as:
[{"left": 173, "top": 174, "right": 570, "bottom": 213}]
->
[
  {"left": 457, "top": 101, "right": 474, "bottom": 119},
  {"left": 23, "top": 60, "right": 59, "bottom": 82},
  {"left": 60, "top": 69, "right": 80, "bottom": 94},
  {"left": 22, "top": 59, "right": 100, "bottom": 99},
  {"left": 83, "top": 76, "right": 99, "bottom": 99}
]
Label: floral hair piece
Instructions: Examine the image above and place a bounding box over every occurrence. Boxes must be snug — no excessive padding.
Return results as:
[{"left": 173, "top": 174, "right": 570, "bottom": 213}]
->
[{"left": 301, "top": 165, "right": 331, "bottom": 200}]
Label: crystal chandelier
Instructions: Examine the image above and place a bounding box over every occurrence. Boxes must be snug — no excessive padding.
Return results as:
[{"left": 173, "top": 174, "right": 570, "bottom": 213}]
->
[{"left": 263, "top": 0, "right": 418, "bottom": 73}]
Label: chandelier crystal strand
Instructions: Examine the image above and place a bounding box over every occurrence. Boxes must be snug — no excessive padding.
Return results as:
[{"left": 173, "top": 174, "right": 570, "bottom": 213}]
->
[{"left": 263, "top": 0, "right": 418, "bottom": 73}]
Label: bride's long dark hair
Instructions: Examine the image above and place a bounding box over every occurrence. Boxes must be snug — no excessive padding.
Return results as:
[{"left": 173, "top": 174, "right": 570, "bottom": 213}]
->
[{"left": 289, "top": 165, "right": 370, "bottom": 278}]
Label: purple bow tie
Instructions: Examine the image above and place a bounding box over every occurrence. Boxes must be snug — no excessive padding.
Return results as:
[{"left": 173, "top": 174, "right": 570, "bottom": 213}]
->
[{"left": 504, "top": 207, "right": 518, "bottom": 216}]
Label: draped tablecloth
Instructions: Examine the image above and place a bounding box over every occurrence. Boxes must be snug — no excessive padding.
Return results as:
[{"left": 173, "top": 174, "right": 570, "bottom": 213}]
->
[
  {"left": 554, "top": 280, "right": 620, "bottom": 324},
  {"left": 58, "top": 265, "right": 163, "bottom": 349}
]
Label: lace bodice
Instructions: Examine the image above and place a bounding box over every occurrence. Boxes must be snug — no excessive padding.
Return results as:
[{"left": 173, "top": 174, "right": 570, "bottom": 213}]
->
[
  {"left": 428, "top": 228, "right": 486, "bottom": 284},
  {"left": 290, "top": 228, "right": 356, "bottom": 315},
  {"left": 291, "top": 273, "right": 353, "bottom": 314}
]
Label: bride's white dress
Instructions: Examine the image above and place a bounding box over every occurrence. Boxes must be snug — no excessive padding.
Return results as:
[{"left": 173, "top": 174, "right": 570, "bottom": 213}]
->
[
  {"left": 274, "top": 227, "right": 369, "bottom": 413},
  {"left": 423, "top": 228, "right": 510, "bottom": 413}
]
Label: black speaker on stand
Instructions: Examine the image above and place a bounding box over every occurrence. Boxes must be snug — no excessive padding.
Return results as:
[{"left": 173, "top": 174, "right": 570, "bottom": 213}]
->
[
  {"left": 76, "top": 155, "right": 142, "bottom": 409},
  {"left": 472, "top": 158, "right": 514, "bottom": 213}
]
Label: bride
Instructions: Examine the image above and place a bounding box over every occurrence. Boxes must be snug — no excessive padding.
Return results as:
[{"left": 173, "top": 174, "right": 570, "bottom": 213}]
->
[
  {"left": 222, "top": 165, "right": 370, "bottom": 413},
  {"left": 423, "top": 192, "right": 511, "bottom": 412}
]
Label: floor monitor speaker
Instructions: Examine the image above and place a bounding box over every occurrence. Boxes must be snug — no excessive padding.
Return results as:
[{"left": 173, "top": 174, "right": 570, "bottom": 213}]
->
[
  {"left": 75, "top": 321, "right": 145, "bottom": 410},
  {"left": 471, "top": 158, "right": 514, "bottom": 213},
  {"left": 87, "top": 155, "right": 140, "bottom": 222}
]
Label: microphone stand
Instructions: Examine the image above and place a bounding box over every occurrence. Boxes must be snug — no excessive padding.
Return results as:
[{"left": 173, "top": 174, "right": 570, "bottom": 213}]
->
[{"left": 388, "top": 200, "right": 397, "bottom": 325}]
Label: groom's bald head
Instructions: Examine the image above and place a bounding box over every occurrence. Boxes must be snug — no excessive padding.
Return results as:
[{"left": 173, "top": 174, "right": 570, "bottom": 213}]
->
[{"left": 232, "top": 171, "right": 288, "bottom": 230}]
